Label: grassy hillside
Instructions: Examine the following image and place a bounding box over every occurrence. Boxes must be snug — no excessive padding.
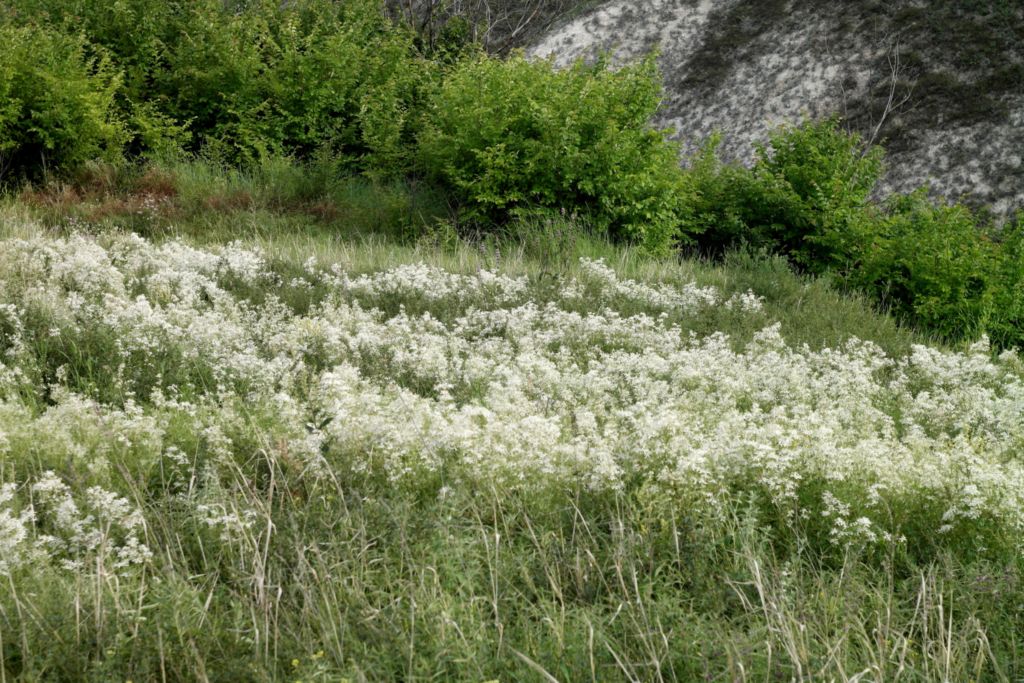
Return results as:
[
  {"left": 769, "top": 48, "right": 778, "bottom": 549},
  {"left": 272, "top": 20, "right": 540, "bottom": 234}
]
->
[
  {"left": 3, "top": 178, "right": 1024, "bottom": 681},
  {"left": 2, "top": 0, "right": 1023, "bottom": 348},
  {"left": 1, "top": 3, "right": 1023, "bottom": 679}
]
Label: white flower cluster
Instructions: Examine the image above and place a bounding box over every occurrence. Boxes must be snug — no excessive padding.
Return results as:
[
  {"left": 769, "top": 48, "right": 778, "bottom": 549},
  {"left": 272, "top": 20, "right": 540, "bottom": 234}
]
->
[
  {"left": 1, "top": 232, "right": 1022, "bottom": 559},
  {"left": 0, "top": 474, "right": 151, "bottom": 575},
  {"left": 332, "top": 262, "right": 530, "bottom": 308},
  {"left": 0, "top": 483, "right": 34, "bottom": 574},
  {"left": 562, "top": 258, "right": 754, "bottom": 313}
]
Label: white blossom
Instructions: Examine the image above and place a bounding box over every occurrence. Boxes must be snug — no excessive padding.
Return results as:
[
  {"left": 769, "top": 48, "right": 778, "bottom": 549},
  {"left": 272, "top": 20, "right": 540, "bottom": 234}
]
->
[{"left": 1, "top": 231, "right": 1023, "bottom": 563}]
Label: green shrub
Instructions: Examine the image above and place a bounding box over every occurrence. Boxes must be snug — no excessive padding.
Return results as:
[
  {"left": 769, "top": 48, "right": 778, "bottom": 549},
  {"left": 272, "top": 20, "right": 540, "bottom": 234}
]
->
[
  {"left": 753, "top": 118, "right": 885, "bottom": 272},
  {"left": 687, "top": 119, "right": 885, "bottom": 272},
  {"left": 984, "top": 213, "right": 1024, "bottom": 349},
  {"left": 0, "top": 24, "right": 126, "bottom": 182},
  {"left": 3, "top": 0, "right": 178, "bottom": 95},
  {"left": 416, "top": 53, "right": 691, "bottom": 253},
  {"left": 681, "top": 120, "right": 1024, "bottom": 348},
  {"left": 3, "top": 0, "right": 189, "bottom": 157},
  {"left": 849, "top": 190, "right": 999, "bottom": 341},
  {"left": 683, "top": 135, "right": 773, "bottom": 256},
  {"left": 148, "top": 0, "right": 433, "bottom": 166},
  {"left": 5, "top": 0, "right": 434, "bottom": 169}
]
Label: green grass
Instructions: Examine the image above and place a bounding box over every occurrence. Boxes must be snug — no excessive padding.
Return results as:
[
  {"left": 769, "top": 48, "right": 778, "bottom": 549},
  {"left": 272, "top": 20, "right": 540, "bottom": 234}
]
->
[
  {"left": 5, "top": 463, "right": 1021, "bottom": 681},
  {"left": 7, "top": 161, "right": 1020, "bottom": 683}
]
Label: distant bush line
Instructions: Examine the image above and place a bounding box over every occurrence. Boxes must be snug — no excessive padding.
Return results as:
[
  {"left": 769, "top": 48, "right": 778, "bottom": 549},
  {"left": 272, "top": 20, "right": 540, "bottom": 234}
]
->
[
  {"left": 0, "top": 0, "right": 1021, "bottom": 347},
  {"left": 685, "top": 120, "right": 1024, "bottom": 350}
]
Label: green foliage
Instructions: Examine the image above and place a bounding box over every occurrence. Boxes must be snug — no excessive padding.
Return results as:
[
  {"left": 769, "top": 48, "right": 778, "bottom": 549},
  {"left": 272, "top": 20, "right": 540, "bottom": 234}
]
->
[
  {"left": 753, "top": 118, "right": 885, "bottom": 271},
  {"left": 417, "top": 53, "right": 691, "bottom": 253},
  {"left": 683, "top": 119, "right": 1024, "bottom": 348},
  {"left": 1, "top": 0, "right": 1022, "bottom": 349},
  {"left": 683, "top": 135, "right": 771, "bottom": 255},
  {"left": 5, "top": 0, "right": 434, "bottom": 168},
  {"left": 2, "top": 0, "right": 172, "bottom": 93},
  {"left": 979, "top": 213, "right": 1024, "bottom": 349},
  {"left": 687, "top": 119, "right": 885, "bottom": 273},
  {"left": 157, "top": 0, "right": 431, "bottom": 167},
  {"left": 0, "top": 24, "right": 126, "bottom": 182},
  {"left": 848, "top": 191, "right": 998, "bottom": 342}
]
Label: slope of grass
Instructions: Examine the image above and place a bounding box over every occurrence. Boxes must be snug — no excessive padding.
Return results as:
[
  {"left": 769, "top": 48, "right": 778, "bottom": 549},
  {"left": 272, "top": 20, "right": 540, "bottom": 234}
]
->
[{"left": 4, "top": 172, "right": 1022, "bottom": 683}]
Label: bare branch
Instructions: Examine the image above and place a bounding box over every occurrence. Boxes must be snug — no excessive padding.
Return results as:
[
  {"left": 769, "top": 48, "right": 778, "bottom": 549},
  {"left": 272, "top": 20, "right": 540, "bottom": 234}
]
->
[{"left": 864, "top": 37, "right": 915, "bottom": 151}]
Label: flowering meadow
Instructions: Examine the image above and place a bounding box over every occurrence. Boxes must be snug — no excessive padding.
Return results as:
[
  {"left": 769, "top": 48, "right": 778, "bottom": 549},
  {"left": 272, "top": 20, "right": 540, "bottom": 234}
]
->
[{"left": 2, "top": 228, "right": 1023, "bottom": 680}]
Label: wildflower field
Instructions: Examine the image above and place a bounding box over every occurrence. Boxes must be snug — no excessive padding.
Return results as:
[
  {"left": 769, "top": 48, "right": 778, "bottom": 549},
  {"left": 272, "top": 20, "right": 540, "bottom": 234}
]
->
[
  {"left": 1, "top": 214, "right": 1022, "bottom": 681},
  {"left": 1, "top": 0, "right": 1023, "bottom": 678}
]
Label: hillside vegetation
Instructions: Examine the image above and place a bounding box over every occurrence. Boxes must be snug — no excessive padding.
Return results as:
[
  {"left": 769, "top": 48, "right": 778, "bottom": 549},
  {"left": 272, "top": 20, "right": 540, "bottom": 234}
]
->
[
  {"left": 1, "top": 209, "right": 1023, "bottom": 681},
  {"left": 1, "top": 0, "right": 1022, "bottom": 347},
  {"left": 1, "top": 2, "right": 1023, "bottom": 680}
]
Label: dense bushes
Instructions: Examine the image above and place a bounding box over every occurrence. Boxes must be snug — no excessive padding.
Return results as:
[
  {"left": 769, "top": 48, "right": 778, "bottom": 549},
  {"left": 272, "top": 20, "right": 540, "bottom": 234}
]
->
[
  {"left": 0, "top": 24, "right": 125, "bottom": 181},
  {"left": 748, "top": 120, "right": 885, "bottom": 273},
  {"left": 685, "top": 118, "right": 1024, "bottom": 348},
  {"left": 1, "top": 0, "right": 688, "bottom": 251},
  {"left": 987, "top": 216, "right": 1024, "bottom": 349},
  {"left": 152, "top": 0, "right": 432, "bottom": 167},
  {"left": 851, "top": 192, "right": 999, "bottom": 342},
  {"left": 2, "top": 0, "right": 434, "bottom": 167},
  {"left": 417, "top": 54, "right": 689, "bottom": 252},
  {"left": 686, "top": 119, "right": 885, "bottom": 271}
]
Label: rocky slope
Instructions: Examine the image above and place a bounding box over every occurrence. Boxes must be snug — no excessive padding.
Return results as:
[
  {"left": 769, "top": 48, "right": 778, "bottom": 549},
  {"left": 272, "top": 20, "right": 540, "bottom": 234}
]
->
[{"left": 531, "top": 0, "right": 1024, "bottom": 215}]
